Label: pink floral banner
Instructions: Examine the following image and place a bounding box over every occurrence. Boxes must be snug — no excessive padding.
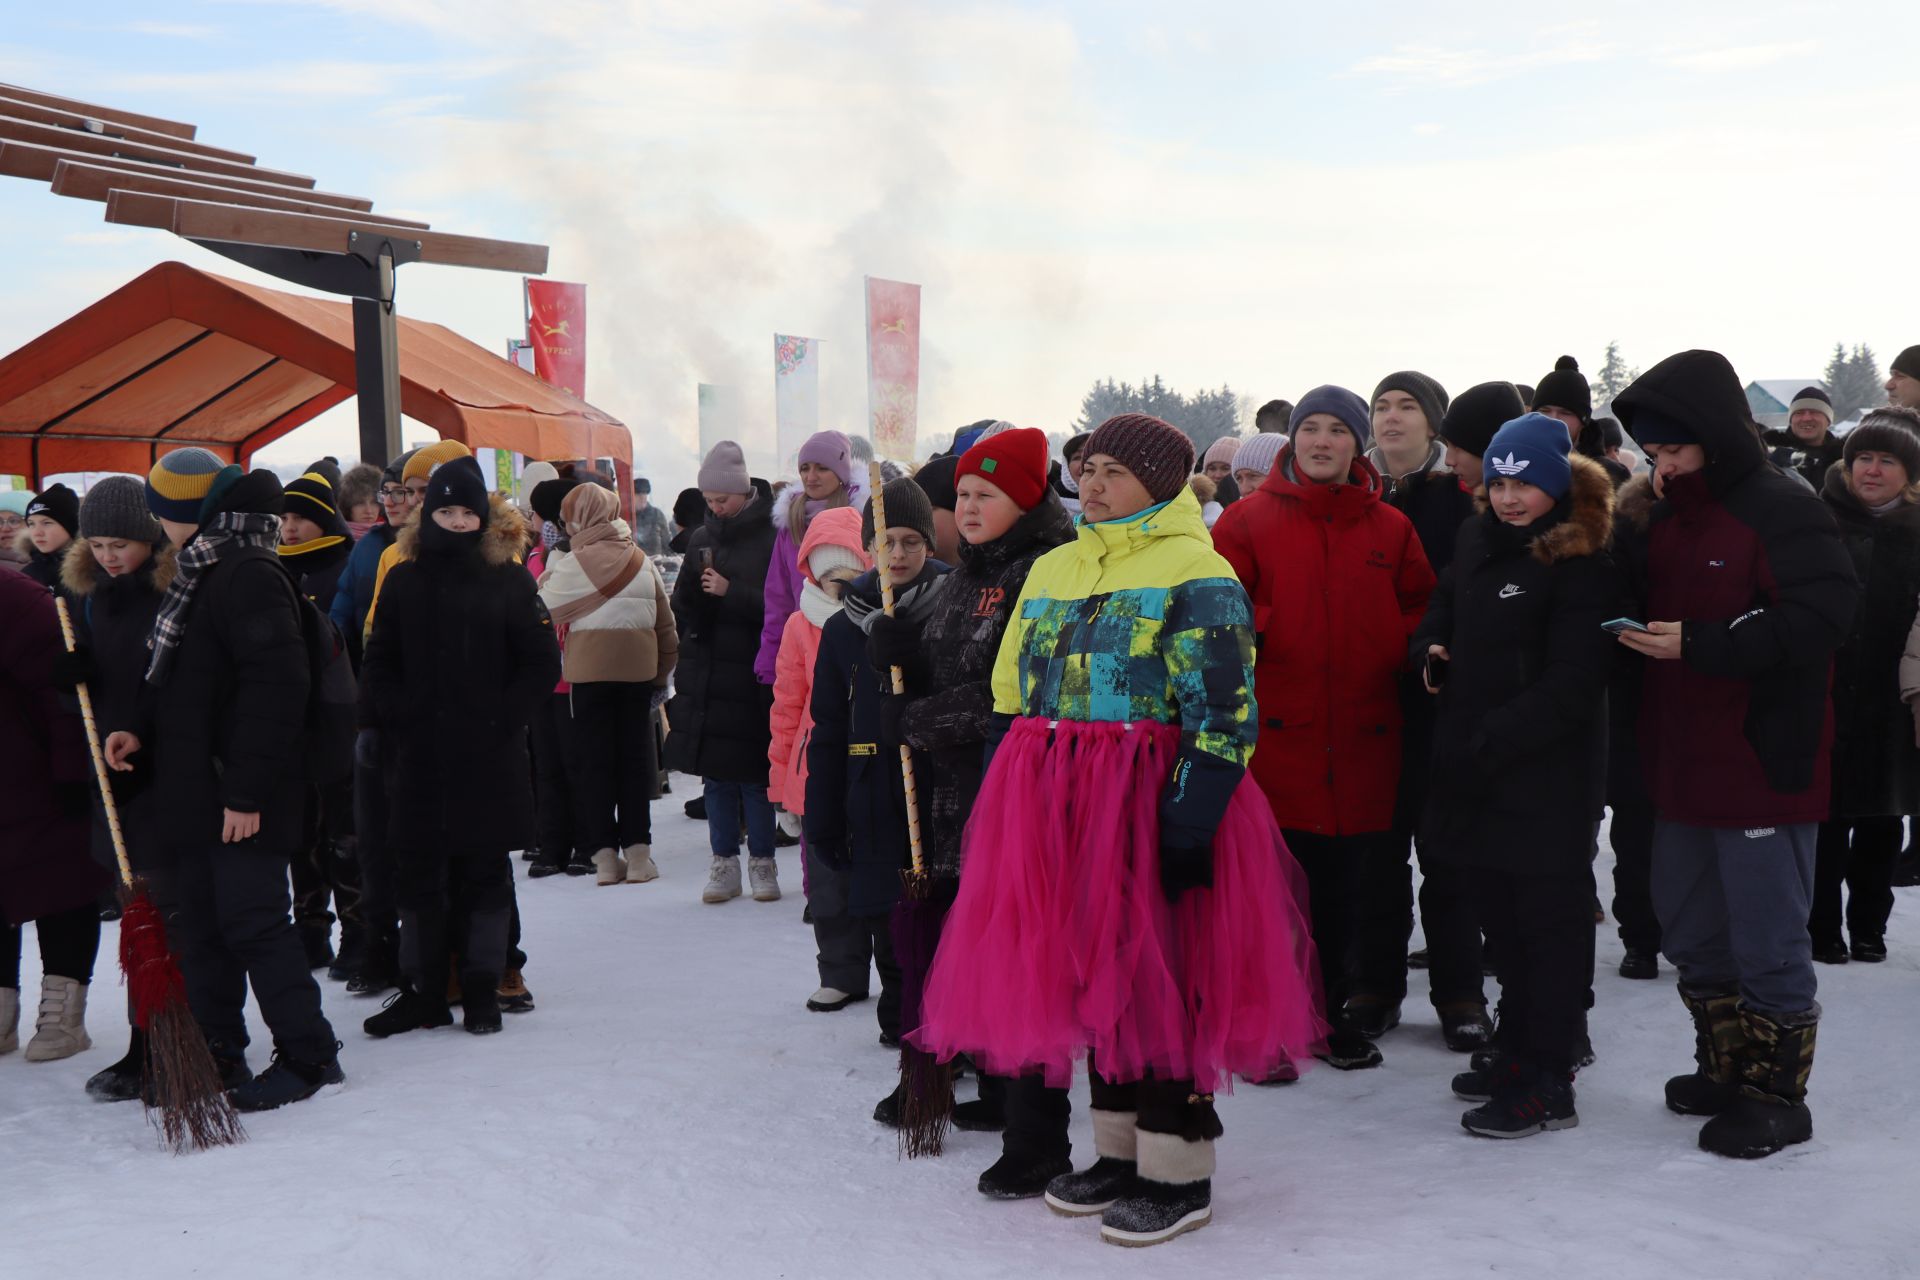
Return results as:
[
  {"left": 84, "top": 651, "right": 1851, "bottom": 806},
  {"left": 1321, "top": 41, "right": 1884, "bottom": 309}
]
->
[
  {"left": 864, "top": 277, "right": 920, "bottom": 460},
  {"left": 773, "top": 334, "right": 820, "bottom": 473}
]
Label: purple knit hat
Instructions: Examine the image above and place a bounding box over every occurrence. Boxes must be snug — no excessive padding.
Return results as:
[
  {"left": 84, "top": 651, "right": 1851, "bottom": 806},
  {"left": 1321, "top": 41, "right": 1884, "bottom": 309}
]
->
[
  {"left": 797, "top": 430, "right": 853, "bottom": 491},
  {"left": 1084, "top": 414, "right": 1196, "bottom": 504}
]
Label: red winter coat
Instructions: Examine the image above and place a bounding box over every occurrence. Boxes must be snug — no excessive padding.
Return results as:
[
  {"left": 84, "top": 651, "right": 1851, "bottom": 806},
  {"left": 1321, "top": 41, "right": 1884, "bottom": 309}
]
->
[{"left": 1212, "top": 449, "right": 1435, "bottom": 835}]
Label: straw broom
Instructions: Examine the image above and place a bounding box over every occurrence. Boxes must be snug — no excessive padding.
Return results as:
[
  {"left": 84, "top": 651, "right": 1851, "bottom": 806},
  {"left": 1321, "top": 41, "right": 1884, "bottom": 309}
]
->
[
  {"left": 55, "top": 598, "right": 245, "bottom": 1154},
  {"left": 868, "top": 464, "right": 954, "bottom": 1157}
]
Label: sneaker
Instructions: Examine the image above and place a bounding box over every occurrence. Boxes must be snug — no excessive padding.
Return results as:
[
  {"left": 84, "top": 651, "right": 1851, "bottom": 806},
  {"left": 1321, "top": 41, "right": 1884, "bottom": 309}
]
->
[
  {"left": 702, "top": 856, "right": 743, "bottom": 904},
  {"left": 462, "top": 975, "right": 502, "bottom": 1036},
  {"left": 1438, "top": 1003, "right": 1494, "bottom": 1053},
  {"left": 977, "top": 1151, "right": 1073, "bottom": 1200},
  {"left": 1619, "top": 947, "right": 1660, "bottom": 980},
  {"left": 519, "top": 847, "right": 539, "bottom": 862},
  {"left": 363, "top": 988, "right": 454, "bottom": 1039},
  {"left": 624, "top": 845, "right": 660, "bottom": 883},
  {"left": 229, "top": 1048, "right": 344, "bottom": 1113},
  {"left": 347, "top": 945, "right": 399, "bottom": 997},
  {"left": 952, "top": 1097, "right": 1007, "bottom": 1132},
  {"left": 1045, "top": 1157, "right": 1137, "bottom": 1217},
  {"left": 327, "top": 931, "right": 367, "bottom": 984},
  {"left": 1461, "top": 1070, "right": 1577, "bottom": 1138},
  {"left": 1343, "top": 997, "right": 1401, "bottom": 1040},
  {"left": 564, "top": 849, "right": 594, "bottom": 878},
  {"left": 527, "top": 855, "right": 566, "bottom": 879},
  {"left": 1316, "top": 1029, "right": 1383, "bottom": 1071},
  {"left": 86, "top": 1031, "right": 147, "bottom": 1103},
  {"left": 806, "top": 987, "right": 868, "bottom": 1013},
  {"left": 497, "top": 969, "right": 535, "bottom": 1014},
  {"left": 748, "top": 856, "right": 781, "bottom": 902},
  {"left": 1100, "top": 1179, "right": 1212, "bottom": 1247},
  {"left": 1452, "top": 1053, "right": 1518, "bottom": 1103},
  {"left": 1851, "top": 936, "right": 1888, "bottom": 963},
  {"left": 1811, "top": 937, "right": 1849, "bottom": 965}
]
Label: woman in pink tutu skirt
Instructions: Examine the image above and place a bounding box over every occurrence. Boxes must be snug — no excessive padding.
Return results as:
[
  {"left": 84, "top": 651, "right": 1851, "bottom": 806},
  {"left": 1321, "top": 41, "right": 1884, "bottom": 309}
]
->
[{"left": 913, "top": 413, "right": 1326, "bottom": 1248}]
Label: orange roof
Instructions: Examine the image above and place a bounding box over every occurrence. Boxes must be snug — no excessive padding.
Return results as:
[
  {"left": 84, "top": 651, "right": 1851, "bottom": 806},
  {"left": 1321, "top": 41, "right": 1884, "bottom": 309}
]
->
[{"left": 0, "top": 260, "right": 629, "bottom": 482}]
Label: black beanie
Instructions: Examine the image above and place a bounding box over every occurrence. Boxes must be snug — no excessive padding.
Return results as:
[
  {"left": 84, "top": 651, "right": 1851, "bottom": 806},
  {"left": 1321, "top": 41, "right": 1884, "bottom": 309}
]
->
[
  {"left": 424, "top": 456, "right": 491, "bottom": 522},
  {"left": 530, "top": 476, "right": 582, "bottom": 525},
  {"left": 672, "top": 486, "right": 706, "bottom": 530},
  {"left": 303, "top": 457, "right": 343, "bottom": 490},
  {"left": 25, "top": 483, "right": 80, "bottom": 537},
  {"left": 1626, "top": 407, "right": 1697, "bottom": 449},
  {"left": 1515, "top": 383, "right": 1536, "bottom": 409},
  {"left": 862, "top": 476, "right": 937, "bottom": 550},
  {"left": 1438, "top": 382, "right": 1525, "bottom": 459},
  {"left": 381, "top": 447, "right": 419, "bottom": 487},
  {"left": 1844, "top": 407, "right": 1920, "bottom": 479},
  {"left": 283, "top": 470, "right": 348, "bottom": 536},
  {"left": 1371, "top": 371, "right": 1450, "bottom": 440},
  {"left": 914, "top": 453, "right": 960, "bottom": 512},
  {"left": 1893, "top": 347, "right": 1920, "bottom": 381},
  {"left": 1532, "top": 356, "right": 1592, "bottom": 421}
]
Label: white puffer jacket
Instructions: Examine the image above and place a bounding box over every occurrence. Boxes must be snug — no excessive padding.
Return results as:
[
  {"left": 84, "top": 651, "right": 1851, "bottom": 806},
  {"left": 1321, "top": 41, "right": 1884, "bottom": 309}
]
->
[{"left": 538, "top": 543, "right": 679, "bottom": 685}]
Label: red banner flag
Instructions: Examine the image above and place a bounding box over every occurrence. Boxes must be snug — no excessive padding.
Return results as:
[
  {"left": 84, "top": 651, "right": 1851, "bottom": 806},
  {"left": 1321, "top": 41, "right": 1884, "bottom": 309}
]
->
[{"left": 525, "top": 279, "right": 586, "bottom": 397}]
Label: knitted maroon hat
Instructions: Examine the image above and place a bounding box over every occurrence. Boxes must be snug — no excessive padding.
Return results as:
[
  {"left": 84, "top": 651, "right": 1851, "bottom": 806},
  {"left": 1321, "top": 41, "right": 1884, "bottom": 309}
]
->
[
  {"left": 956, "top": 426, "right": 1050, "bottom": 511},
  {"left": 1083, "top": 414, "right": 1196, "bottom": 503}
]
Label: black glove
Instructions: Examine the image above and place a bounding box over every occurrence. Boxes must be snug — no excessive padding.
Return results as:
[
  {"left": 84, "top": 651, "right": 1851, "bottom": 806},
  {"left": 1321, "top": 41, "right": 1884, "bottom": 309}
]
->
[
  {"left": 865, "top": 613, "right": 922, "bottom": 672},
  {"left": 49, "top": 645, "right": 96, "bottom": 694},
  {"left": 1159, "top": 841, "right": 1214, "bottom": 902},
  {"left": 878, "top": 695, "right": 912, "bottom": 750},
  {"left": 55, "top": 781, "right": 93, "bottom": 821}
]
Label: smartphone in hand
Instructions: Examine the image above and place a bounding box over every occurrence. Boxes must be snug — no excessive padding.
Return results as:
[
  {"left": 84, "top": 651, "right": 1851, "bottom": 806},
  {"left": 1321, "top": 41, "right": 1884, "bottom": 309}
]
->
[
  {"left": 1424, "top": 650, "right": 1449, "bottom": 689},
  {"left": 1601, "top": 617, "right": 1649, "bottom": 635}
]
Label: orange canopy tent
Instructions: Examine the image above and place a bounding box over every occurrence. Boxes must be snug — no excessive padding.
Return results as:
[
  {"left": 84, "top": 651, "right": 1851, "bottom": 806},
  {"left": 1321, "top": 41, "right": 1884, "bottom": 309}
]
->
[{"left": 0, "top": 260, "right": 631, "bottom": 491}]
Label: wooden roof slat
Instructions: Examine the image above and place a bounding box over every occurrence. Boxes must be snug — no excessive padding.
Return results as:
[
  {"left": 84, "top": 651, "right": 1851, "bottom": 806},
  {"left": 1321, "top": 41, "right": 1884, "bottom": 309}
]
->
[
  {"left": 0, "top": 93, "right": 253, "bottom": 164},
  {"left": 0, "top": 141, "right": 374, "bottom": 211},
  {"left": 53, "top": 161, "right": 428, "bottom": 228},
  {"left": 0, "top": 82, "right": 197, "bottom": 140},
  {"left": 0, "top": 115, "right": 316, "bottom": 189},
  {"left": 106, "top": 192, "right": 550, "bottom": 276}
]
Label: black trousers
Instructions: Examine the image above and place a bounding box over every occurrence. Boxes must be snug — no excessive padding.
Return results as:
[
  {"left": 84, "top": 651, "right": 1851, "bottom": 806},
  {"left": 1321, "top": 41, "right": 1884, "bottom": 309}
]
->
[
  {"left": 1284, "top": 829, "right": 1399, "bottom": 1017},
  {"left": 1, "top": 904, "right": 101, "bottom": 987},
  {"left": 1353, "top": 824, "right": 1486, "bottom": 1009},
  {"left": 1461, "top": 864, "right": 1595, "bottom": 1074},
  {"left": 1607, "top": 793, "right": 1662, "bottom": 952},
  {"left": 569, "top": 682, "right": 656, "bottom": 850},
  {"left": 291, "top": 778, "right": 362, "bottom": 944},
  {"left": 1811, "top": 816, "right": 1901, "bottom": 946},
  {"left": 167, "top": 844, "right": 336, "bottom": 1062},
  {"left": 397, "top": 845, "right": 515, "bottom": 990},
  {"left": 353, "top": 730, "right": 397, "bottom": 955},
  {"left": 530, "top": 691, "right": 580, "bottom": 863}
]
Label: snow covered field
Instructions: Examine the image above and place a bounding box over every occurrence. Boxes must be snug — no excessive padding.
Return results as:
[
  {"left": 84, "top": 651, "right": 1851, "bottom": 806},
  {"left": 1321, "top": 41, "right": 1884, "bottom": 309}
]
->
[{"left": 8, "top": 799, "right": 1920, "bottom": 1280}]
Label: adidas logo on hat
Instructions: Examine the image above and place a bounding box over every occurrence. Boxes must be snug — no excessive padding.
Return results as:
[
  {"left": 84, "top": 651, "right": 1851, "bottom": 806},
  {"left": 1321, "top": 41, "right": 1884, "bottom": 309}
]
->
[{"left": 1490, "top": 452, "right": 1531, "bottom": 476}]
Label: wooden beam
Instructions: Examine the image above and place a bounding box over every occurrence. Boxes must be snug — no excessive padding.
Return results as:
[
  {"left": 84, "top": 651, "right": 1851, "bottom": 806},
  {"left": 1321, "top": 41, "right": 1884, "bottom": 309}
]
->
[
  {"left": 0, "top": 93, "right": 253, "bottom": 164},
  {"left": 0, "top": 115, "right": 315, "bottom": 189},
  {"left": 54, "top": 161, "right": 429, "bottom": 228},
  {"left": 106, "top": 192, "right": 550, "bottom": 276},
  {"left": 0, "top": 141, "right": 373, "bottom": 211},
  {"left": 0, "top": 82, "right": 197, "bottom": 140}
]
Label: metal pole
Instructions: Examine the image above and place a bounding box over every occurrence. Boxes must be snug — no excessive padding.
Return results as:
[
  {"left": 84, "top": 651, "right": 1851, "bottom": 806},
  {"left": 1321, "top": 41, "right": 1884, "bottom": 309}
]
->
[{"left": 351, "top": 247, "right": 401, "bottom": 466}]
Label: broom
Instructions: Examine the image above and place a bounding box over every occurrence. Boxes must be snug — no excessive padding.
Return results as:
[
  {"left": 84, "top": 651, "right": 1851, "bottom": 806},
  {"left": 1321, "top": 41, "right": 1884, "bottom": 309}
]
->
[
  {"left": 55, "top": 598, "right": 245, "bottom": 1154},
  {"left": 869, "top": 464, "right": 954, "bottom": 1158}
]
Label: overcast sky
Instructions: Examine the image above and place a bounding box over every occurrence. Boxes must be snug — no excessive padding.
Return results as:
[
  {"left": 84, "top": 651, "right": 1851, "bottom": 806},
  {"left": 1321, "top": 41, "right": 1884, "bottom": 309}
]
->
[{"left": 5, "top": 1, "right": 1914, "bottom": 491}]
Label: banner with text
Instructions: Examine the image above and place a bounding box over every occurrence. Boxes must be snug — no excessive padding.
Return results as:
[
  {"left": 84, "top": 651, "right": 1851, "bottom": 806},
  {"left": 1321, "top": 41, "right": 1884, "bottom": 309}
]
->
[
  {"left": 525, "top": 279, "right": 586, "bottom": 397},
  {"left": 774, "top": 334, "right": 821, "bottom": 473},
  {"left": 864, "top": 277, "right": 920, "bottom": 460}
]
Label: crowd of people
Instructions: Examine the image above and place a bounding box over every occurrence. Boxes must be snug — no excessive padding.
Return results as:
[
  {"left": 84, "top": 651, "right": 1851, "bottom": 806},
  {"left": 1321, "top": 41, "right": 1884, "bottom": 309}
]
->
[{"left": 6, "top": 344, "right": 1920, "bottom": 1247}]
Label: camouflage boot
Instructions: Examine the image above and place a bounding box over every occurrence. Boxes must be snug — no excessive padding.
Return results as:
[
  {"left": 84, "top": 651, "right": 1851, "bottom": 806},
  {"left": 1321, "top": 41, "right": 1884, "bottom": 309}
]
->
[
  {"left": 1664, "top": 985, "right": 1743, "bottom": 1116},
  {"left": 1697, "top": 1004, "right": 1818, "bottom": 1160}
]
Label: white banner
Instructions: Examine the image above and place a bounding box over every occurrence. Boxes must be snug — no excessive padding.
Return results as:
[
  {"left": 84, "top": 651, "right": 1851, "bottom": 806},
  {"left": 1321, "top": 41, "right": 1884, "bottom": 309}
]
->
[{"left": 774, "top": 334, "right": 820, "bottom": 475}]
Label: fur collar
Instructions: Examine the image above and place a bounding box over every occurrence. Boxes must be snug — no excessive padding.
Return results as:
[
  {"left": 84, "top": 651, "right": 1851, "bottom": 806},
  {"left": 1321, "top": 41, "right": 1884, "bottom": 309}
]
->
[
  {"left": 393, "top": 493, "right": 529, "bottom": 566},
  {"left": 1614, "top": 473, "right": 1656, "bottom": 533},
  {"left": 60, "top": 539, "right": 176, "bottom": 596},
  {"left": 1475, "top": 453, "right": 1616, "bottom": 565},
  {"left": 1821, "top": 460, "right": 1920, "bottom": 531}
]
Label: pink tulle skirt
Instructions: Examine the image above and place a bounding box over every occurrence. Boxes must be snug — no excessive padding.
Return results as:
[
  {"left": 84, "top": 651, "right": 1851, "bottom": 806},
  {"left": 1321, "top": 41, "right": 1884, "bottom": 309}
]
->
[{"left": 911, "top": 717, "right": 1328, "bottom": 1091}]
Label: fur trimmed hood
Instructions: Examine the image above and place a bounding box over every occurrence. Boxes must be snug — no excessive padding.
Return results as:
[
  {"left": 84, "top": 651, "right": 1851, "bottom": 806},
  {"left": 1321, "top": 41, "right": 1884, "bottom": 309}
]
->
[
  {"left": 393, "top": 493, "right": 529, "bottom": 566},
  {"left": 770, "top": 473, "right": 867, "bottom": 541},
  {"left": 1614, "top": 473, "right": 1657, "bottom": 534},
  {"left": 60, "top": 537, "right": 175, "bottom": 596},
  {"left": 1476, "top": 452, "right": 1616, "bottom": 565}
]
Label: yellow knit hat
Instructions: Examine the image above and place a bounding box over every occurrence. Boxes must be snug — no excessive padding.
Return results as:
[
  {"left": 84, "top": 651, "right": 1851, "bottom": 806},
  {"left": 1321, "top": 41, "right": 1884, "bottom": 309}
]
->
[{"left": 401, "top": 439, "right": 473, "bottom": 484}]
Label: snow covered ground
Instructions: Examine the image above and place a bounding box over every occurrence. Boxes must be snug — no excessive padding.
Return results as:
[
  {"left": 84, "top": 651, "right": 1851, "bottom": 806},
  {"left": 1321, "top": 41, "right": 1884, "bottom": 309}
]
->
[{"left": 7, "top": 798, "right": 1920, "bottom": 1279}]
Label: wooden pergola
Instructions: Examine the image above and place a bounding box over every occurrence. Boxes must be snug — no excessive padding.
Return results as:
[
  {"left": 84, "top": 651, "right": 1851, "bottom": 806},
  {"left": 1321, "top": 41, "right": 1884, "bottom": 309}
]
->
[{"left": 0, "top": 82, "right": 559, "bottom": 467}]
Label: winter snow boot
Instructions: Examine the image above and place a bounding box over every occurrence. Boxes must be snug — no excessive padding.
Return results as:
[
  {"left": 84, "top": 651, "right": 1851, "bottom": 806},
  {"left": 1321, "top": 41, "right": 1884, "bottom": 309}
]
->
[
  {"left": 1343, "top": 996, "right": 1401, "bottom": 1040},
  {"left": 952, "top": 1097, "right": 1007, "bottom": 1132},
  {"left": 684, "top": 796, "right": 706, "bottom": 821},
  {"left": 0, "top": 987, "right": 18, "bottom": 1055},
  {"left": 1316, "top": 1028, "right": 1383, "bottom": 1071},
  {"left": 1851, "top": 936, "right": 1887, "bottom": 964},
  {"left": 497, "top": 969, "right": 535, "bottom": 1013},
  {"left": 23, "top": 976, "right": 91, "bottom": 1061},
  {"left": 1667, "top": 985, "right": 1744, "bottom": 1117},
  {"left": 1046, "top": 1110, "right": 1138, "bottom": 1216},
  {"left": 748, "top": 856, "right": 781, "bottom": 902},
  {"left": 702, "top": 856, "right": 743, "bottom": 903},
  {"left": 207, "top": 1038, "right": 254, "bottom": 1091},
  {"left": 1697, "top": 1006, "right": 1817, "bottom": 1159},
  {"left": 347, "top": 934, "right": 400, "bottom": 996},
  {"left": 977, "top": 1150, "right": 1074, "bottom": 1201},
  {"left": 624, "top": 844, "right": 659, "bottom": 883},
  {"left": 1811, "top": 936, "right": 1849, "bottom": 965},
  {"left": 591, "top": 847, "right": 628, "bottom": 886},
  {"left": 86, "top": 1029, "right": 147, "bottom": 1102},
  {"left": 806, "top": 987, "right": 867, "bottom": 1013},
  {"left": 328, "top": 927, "right": 367, "bottom": 984},
  {"left": 363, "top": 986, "right": 455, "bottom": 1038},
  {"left": 1439, "top": 1002, "right": 1494, "bottom": 1053},
  {"left": 1461, "top": 1067, "right": 1578, "bottom": 1139},
  {"left": 1099, "top": 1131, "right": 1212, "bottom": 1247},
  {"left": 1249, "top": 1057, "right": 1300, "bottom": 1086},
  {"left": 1619, "top": 947, "right": 1660, "bottom": 980},
  {"left": 873, "top": 1083, "right": 905, "bottom": 1129},
  {"left": 461, "top": 972, "right": 503, "bottom": 1035},
  {"left": 230, "top": 1046, "right": 344, "bottom": 1113},
  {"left": 300, "top": 926, "right": 335, "bottom": 971},
  {"left": 564, "top": 848, "right": 594, "bottom": 877},
  {"left": 527, "top": 847, "right": 566, "bottom": 879},
  {"left": 878, "top": 1028, "right": 901, "bottom": 1049}
]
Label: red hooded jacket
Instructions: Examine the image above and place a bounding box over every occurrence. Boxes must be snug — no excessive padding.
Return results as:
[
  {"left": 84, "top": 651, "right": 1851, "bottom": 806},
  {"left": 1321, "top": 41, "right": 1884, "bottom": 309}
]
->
[{"left": 1212, "top": 448, "right": 1435, "bottom": 835}]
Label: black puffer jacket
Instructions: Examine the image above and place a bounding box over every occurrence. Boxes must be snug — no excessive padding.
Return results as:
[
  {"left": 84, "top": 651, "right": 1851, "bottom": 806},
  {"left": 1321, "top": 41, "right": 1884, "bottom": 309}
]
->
[
  {"left": 1414, "top": 455, "right": 1622, "bottom": 872},
  {"left": 1606, "top": 474, "right": 1657, "bottom": 812},
  {"left": 1820, "top": 465, "right": 1920, "bottom": 818},
  {"left": 665, "top": 493, "right": 778, "bottom": 784},
  {"left": 893, "top": 498, "right": 1074, "bottom": 879},
  {"left": 15, "top": 531, "right": 71, "bottom": 595},
  {"left": 360, "top": 497, "right": 559, "bottom": 853},
  {"left": 280, "top": 535, "right": 353, "bottom": 617},
  {"left": 1765, "top": 429, "right": 1845, "bottom": 492}
]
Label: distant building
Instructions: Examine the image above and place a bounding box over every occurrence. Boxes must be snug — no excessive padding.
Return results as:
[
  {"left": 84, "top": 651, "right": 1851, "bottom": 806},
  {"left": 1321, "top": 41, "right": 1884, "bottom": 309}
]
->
[{"left": 1745, "top": 379, "right": 1827, "bottom": 430}]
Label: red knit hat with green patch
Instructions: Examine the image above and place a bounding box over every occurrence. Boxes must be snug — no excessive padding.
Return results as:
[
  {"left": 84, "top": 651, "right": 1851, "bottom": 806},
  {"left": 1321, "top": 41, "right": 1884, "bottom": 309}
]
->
[{"left": 955, "top": 426, "right": 1050, "bottom": 511}]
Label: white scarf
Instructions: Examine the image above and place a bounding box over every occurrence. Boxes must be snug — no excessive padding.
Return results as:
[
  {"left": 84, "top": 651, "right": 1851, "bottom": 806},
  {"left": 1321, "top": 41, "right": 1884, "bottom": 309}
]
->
[{"left": 799, "top": 577, "right": 843, "bottom": 629}]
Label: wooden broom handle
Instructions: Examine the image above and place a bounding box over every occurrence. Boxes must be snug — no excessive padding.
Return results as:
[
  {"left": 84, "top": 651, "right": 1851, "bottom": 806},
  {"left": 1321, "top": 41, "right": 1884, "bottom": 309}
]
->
[
  {"left": 55, "top": 597, "right": 135, "bottom": 888},
  {"left": 869, "top": 462, "right": 927, "bottom": 878}
]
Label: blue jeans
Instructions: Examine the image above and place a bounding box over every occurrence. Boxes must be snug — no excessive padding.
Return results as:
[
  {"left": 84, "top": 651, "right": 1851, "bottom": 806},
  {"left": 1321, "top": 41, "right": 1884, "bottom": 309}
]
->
[{"left": 704, "top": 779, "right": 776, "bottom": 858}]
